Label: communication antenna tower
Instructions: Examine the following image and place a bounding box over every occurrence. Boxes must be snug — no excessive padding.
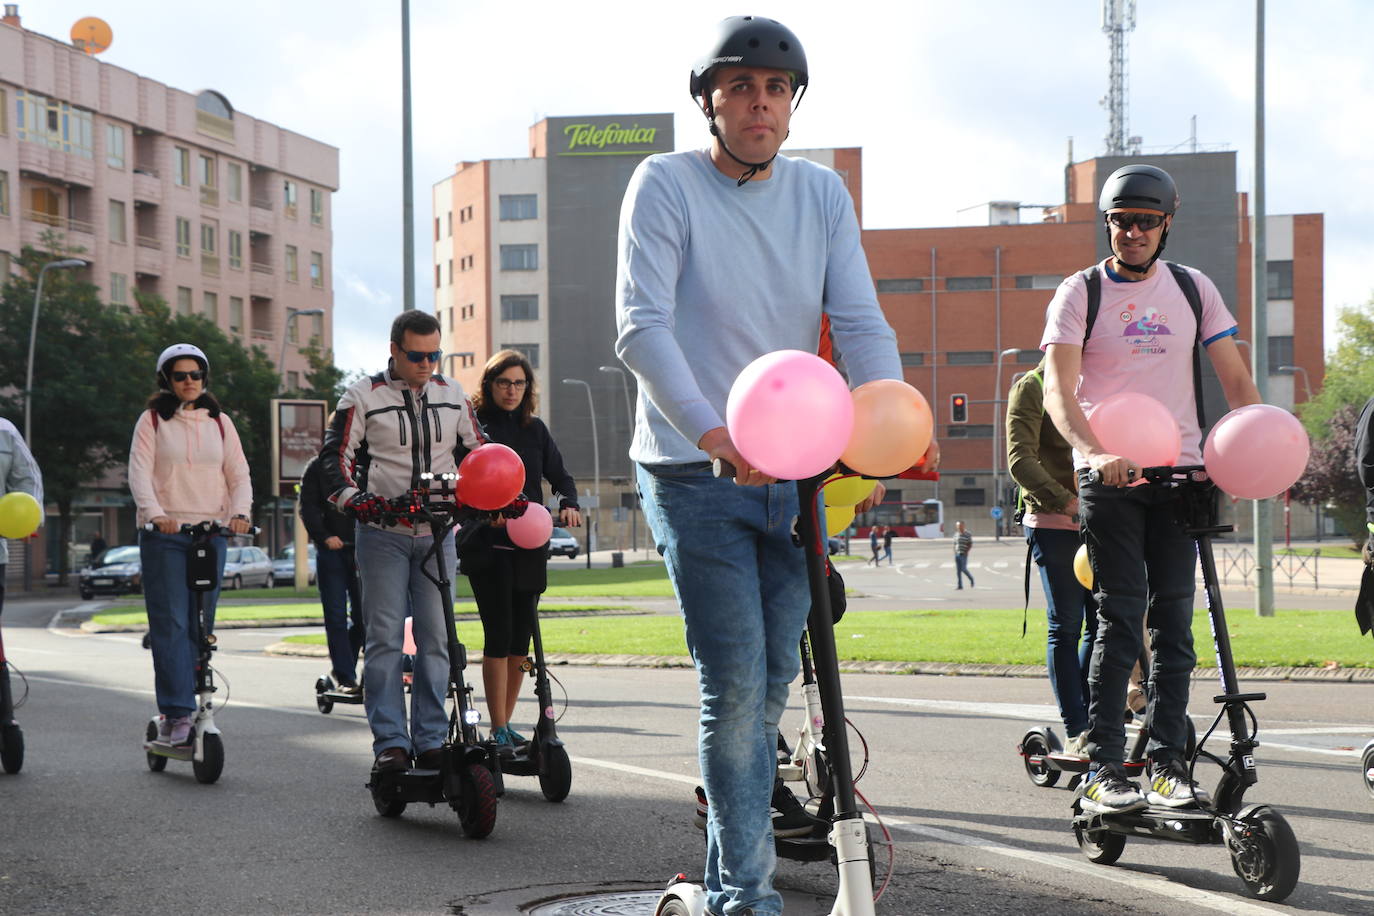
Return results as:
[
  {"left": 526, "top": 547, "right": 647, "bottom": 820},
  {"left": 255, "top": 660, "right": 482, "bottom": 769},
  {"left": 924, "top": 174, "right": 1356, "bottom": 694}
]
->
[{"left": 1101, "top": 0, "right": 1139, "bottom": 155}]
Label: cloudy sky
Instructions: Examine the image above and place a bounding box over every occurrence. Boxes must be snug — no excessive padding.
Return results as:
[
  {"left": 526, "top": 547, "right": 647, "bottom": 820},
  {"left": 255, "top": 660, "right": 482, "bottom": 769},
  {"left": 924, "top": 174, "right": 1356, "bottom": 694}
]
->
[{"left": 22, "top": 0, "right": 1370, "bottom": 375}]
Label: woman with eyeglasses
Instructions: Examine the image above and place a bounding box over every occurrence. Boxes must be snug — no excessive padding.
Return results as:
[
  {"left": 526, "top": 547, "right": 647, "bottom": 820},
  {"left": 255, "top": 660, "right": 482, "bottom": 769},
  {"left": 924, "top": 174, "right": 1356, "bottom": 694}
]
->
[
  {"left": 128, "top": 343, "right": 253, "bottom": 748},
  {"left": 461, "top": 349, "right": 580, "bottom": 749}
]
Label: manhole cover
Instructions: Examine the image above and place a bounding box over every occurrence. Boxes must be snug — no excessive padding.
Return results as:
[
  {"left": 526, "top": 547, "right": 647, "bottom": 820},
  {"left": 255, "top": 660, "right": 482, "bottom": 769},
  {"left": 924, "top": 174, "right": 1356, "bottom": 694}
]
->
[{"left": 526, "top": 890, "right": 663, "bottom": 916}]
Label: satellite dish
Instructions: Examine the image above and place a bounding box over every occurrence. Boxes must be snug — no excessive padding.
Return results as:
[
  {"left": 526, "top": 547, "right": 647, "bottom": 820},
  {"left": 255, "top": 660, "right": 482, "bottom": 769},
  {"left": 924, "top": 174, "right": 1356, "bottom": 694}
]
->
[{"left": 70, "top": 17, "right": 112, "bottom": 55}]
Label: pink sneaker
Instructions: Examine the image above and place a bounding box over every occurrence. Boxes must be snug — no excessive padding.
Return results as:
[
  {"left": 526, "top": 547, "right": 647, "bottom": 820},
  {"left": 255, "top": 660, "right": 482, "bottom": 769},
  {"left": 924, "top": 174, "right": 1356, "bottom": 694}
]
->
[{"left": 167, "top": 716, "right": 194, "bottom": 745}]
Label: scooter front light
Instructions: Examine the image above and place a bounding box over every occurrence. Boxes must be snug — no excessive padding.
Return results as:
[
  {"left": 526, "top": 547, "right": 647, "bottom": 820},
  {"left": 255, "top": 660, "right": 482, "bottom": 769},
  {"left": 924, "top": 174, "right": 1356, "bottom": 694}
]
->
[{"left": 463, "top": 709, "right": 481, "bottom": 725}]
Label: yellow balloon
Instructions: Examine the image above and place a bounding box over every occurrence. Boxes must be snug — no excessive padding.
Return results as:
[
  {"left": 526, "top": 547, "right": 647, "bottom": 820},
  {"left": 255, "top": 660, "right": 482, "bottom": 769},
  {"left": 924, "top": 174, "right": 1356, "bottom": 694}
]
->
[
  {"left": 0, "top": 491, "right": 42, "bottom": 539},
  {"left": 823, "top": 473, "right": 877, "bottom": 508},
  {"left": 1073, "top": 543, "right": 1093, "bottom": 591},
  {"left": 825, "top": 503, "right": 855, "bottom": 537}
]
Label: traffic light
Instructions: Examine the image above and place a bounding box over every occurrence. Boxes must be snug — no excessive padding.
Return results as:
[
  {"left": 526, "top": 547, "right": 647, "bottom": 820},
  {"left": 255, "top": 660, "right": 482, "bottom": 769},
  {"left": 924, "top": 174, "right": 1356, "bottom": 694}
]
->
[{"left": 950, "top": 393, "right": 968, "bottom": 423}]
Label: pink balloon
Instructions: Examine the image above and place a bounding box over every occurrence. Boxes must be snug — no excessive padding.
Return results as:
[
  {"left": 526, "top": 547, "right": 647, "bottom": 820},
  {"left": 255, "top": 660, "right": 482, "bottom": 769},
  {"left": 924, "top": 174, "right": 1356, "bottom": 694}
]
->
[
  {"left": 726, "top": 350, "right": 854, "bottom": 480},
  {"left": 1087, "top": 392, "right": 1181, "bottom": 467},
  {"left": 507, "top": 502, "right": 553, "bottom": 549},
  {"left": 1204, "top": 404, "right": 1311, "bottom": 499}
]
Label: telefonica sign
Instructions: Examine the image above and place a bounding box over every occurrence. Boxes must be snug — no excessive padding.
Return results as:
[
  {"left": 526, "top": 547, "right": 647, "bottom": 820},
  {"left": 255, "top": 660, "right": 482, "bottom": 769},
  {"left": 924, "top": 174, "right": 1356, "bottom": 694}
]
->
[{"left": 559, "top": 121, "right": 666, "bottom": 156}]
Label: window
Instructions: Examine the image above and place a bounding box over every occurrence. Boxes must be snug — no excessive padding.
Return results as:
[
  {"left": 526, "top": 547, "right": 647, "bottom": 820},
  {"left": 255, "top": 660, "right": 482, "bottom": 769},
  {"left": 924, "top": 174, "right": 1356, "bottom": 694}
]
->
[
  {"left": 283, "top": 180, "right": 298, "bottom": 218},
  {"left": 175, "top": 217, "right": 192, "bottom": 257},
  {"left": 107, "top": 199, "right": 127, "bottom": 243},
  {"left": 876, "top": 278, "right": 924, "bottom": 294},
  {"left": 944, "top": 424, "right": 993, "bottom": 439},
  {"left": 14, "top": 91, "right": 93, "bottom": 157},
  {"left": 499, "top": 194, "right": 538, "bottom": 220},
  {"left": 229, "top": 296, "right": 244, "bottom": 335},
  {"left": 1016, "top": 350, "right": 1041, "bottom": 364},
  {"left": 501, "top": 295, "right": 539, "bottom": 321},
  {"left": 228, "top": 230, "right": 243, "bottom": 269},
  {"left": 176, "top": 286, "right": 193, "bottom": 316},
  {"left": 287, "top": 371, "right": 300, "bottom": 390},
  {"left": 198, "top": 154, "right": 218, "bottom": 204},
  {"left": 447, "top": 259, "right": 453, "bottom": 284},
  {"left": 310, "top": 251, "right": 323, "bottom": 288},
  {"left": 947, "top": 351, "right": 994, "bottom": 365},
  {"left": 287, "top": 315, "right": 299, "bottom": 344},
  {"left": 954, "top": 488, "right": 986, "bottom": 506},
  {"left": 311, "top": 312, "right": 323, "bottom": 343},
  {"left": 435, "top": 265, "right": 441, "bottom": 289},
  {"left": 1014, "top": 274, "right": 1062, "bottom": 290},
  {"left": 946, "top": 276, "right": 993, "bottom": 291},
  {"left": 227, "top": 163, "right": 242, "bottom": 203},
  {"left": 201, "top": 222, "right": 216, "bottom": 255},
  {"left": 462, "top": 303, "right": 475, "bottom": 320},
  {"left": 1268, "top": 336, "right": 1294, "bottom": 370},
  {"left": 203, "top": 291, "right": 219, "bottom": 323},
  {"left": 310, "top": 188, "right": 323, "bottom": 226},
  {"left": 109, "top": 272, "right": 127, "bottom": 305},
  {"left": 285, "top": 245, "right": 298, "bottom": 282},
  {"left": 500, "top": 343, "right": 540, "bottom": 368},
  {"left": 445, "top": 212, "right": 452, "bottom": 236},
  {"left": 499, "top": 244, "right": 538, "bottom": 271},
  {"left": 0, "top": 88, "right": 6, "bottom": 135},
  {"left": 1267, "top": 260, "right": 1294, "bottom": 300},
  {"left": 174, "top": 147, "right": 190, "bottom": 186},
  {"left": 0, "top": 171, "right": 7, "bottom": 216},
  {"left": 434, "top": 217, "right": 440, "bottom": 241},
  {"left": 447, "top": 307, "right": 454, "bottom": 331},
  {"left": 105, "top": 123, "right": 124, "bottom": 168},
  {"left": 899, "top": 352, "right": 924, "bottom": 367}
]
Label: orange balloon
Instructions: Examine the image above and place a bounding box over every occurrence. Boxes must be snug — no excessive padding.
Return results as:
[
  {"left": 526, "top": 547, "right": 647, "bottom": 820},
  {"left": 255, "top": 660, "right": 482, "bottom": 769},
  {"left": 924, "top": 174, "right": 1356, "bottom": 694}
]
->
[{"left": 840, "top": 380, "right": 933, "bottom": 477}]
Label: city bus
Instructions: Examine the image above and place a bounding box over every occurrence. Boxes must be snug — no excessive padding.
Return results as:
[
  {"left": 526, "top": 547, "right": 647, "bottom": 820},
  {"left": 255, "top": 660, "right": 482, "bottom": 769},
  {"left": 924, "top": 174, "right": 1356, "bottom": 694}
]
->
[{"left": 853, "top": 499, "right": 944, "bottom": 539}]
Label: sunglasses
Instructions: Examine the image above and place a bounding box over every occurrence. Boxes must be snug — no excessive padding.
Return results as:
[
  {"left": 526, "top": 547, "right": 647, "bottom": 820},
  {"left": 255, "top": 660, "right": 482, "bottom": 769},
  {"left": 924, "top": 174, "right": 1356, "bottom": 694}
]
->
[
  {"left": 170, "top": 370, "right": 205, "bottom": 382},
  {"left": 493, "top": 378, "right": 528, "bottom": 391},
  {"left": 402, "top": 350, "right": 443, "bottom": 364},
  {"left": 1106, "top": 212, "right": 1166, "bottom": 232}
]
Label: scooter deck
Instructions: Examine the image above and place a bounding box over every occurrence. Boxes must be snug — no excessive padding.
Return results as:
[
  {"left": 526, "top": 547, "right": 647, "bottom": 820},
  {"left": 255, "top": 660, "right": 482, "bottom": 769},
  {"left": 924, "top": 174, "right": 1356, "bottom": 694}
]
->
[
  {"left": 318, "top": 690, "right": 365, "bottom": 704},
  {"left": 144, "top": 740, "right": 195, "bottom": 761},
  {"left": 1079, "top": 804, "right": 1220, "bottom": 843}
]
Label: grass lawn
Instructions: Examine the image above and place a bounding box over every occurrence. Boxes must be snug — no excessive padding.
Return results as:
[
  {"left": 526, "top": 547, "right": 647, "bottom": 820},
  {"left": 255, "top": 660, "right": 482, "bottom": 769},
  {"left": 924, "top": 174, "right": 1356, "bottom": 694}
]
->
[
  {"left": 522, "top": 607, "right": 1374, "bottom": 669},
  {"left": 230, "top": 564, "right": 675, "bottom": 601},
  {"left": 1276, "top": 545, "right": 1361, "bottom": 560},
  {"left": 92, "top": 602, "right": 631, "bottom": 627}
]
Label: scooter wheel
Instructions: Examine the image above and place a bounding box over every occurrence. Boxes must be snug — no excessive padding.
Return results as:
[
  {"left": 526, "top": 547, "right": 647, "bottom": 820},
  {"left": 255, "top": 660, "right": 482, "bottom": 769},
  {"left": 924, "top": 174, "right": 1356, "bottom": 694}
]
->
[
  {"left": 1230, "top": 806, "right": 1300, "bottom": 902},
  {"left": 1020, "top": 732, "right": 1061, "bottom": 788},
  {"left": 316, "top": 691, "right": 334, "bottom": 714},
  {"left": 656, "top": 900, "right": 695, "bottom": 916},
  {"left": 804, "top": 748, "right": 832, "bottom": 800},
  {"left": 1, "top": 722, "right": 24, "bottom": 774},
  {"left": 1361, "top": 742, "right": 1374, "bottom": 800},
  {"left": 145, "top": 721, "right": 167, "bottom": 772},
  {"left": 1074, "top": 818, "right": 1125, "bottom": 865},
  {"left": 539, "top": 743, "right": 572, "bottom": 802},
  {"left": 193, "top": 733, "right": 225, "bottom": 784},
  {"left": 457, "top": 762, "right": 498, "bottom": 838}
]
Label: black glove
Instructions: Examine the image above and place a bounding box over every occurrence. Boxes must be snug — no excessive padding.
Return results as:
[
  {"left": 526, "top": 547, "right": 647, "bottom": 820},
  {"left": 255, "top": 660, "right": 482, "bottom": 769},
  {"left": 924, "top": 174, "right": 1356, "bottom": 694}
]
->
[
  {"left": 348, "top": 491, "right": 388, "bottom": 525},
  {"left": 499, "top": 495, "right": 530, "bottom": 519}
]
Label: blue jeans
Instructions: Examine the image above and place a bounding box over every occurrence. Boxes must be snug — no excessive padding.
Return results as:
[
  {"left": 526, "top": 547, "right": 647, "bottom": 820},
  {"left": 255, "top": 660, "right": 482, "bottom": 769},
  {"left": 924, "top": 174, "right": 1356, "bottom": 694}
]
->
[
  {"left": 954, "top": 553, "right": 974, "bottom": 587},
  {"left": 637, "top": 462, "right": 809, "bottom": 916},
  {"left": 139, "top": 529, "right": 226, "bottom": 717},
  {"left": 1080, "top": 480, "right": 1196, "bottom": 766},
  {"left": 354, "top": 524, "right": 456, "bottom": 757},
  {"left": 317, "top": 544, "right": 363, "bottom": 686},
  {"left": 1026, "top": 526, "right": 1098, "bottom": 736}
]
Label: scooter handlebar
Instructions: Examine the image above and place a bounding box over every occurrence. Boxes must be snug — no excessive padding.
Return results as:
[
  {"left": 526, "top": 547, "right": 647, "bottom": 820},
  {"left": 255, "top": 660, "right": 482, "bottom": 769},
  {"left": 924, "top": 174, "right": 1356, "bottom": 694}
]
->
[{"left": 142, "top": 521, "right": 260, "bottom": 537}]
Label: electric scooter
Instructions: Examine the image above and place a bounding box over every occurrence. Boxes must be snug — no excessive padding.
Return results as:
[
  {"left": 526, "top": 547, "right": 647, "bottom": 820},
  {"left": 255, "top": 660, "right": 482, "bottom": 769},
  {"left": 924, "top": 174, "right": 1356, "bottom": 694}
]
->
[
  {"left": 143, "top": 520, "right": 254, "bottom": 784},
  {"left": 1068, "top": 466, "right": 1301, "bottom": 902},
  {"left": 0, "top": 608, "right": 23, "bottom": 774},
  {"left": 657, "top": 463, "right": 877, "bottom": 916},
  {"left": 362, "top": 473, "right": 504, "bottom": 838},
  {"left": 486, "top": 597, "right": 573, "bottom": 802},
  {"left": 1361, "top": 737, "right": 1374, "bottom": 800}
]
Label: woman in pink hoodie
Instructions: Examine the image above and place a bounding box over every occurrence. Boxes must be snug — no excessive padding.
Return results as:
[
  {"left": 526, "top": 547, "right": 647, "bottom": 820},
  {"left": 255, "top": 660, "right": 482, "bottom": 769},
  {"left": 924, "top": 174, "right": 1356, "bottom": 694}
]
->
[{"left": 128, "top": 344, "right": 252, "bottom": 747}]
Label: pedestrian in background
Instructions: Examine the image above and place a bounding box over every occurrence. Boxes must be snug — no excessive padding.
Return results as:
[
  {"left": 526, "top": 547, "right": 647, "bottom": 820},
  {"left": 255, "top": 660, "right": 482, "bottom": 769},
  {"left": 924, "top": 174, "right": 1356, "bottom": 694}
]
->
[
  {"left": 954, "top": 520, "right": 975, "bottom": 589},
  {"left": 299, "top": 451, "right": 363, "bottom": 695},
  {"left": 882, "top": 525, "right": 894, "bottom": 565}
]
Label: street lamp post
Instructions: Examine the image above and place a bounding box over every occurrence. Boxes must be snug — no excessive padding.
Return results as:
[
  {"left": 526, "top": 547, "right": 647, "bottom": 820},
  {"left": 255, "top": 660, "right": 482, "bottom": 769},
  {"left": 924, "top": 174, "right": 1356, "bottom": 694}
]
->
[
  {"left": 599, "top": 365, "right": 636, "bottom": 554},
  {"left": 23, "top": 257, "right": 86, "bottom": 592},
  {"left": 1276, "top": 364, "right": 1312, "bottom": 402},
  {"left": 562, "top": 378, "right": 600, "bottom": 568},
  {"left": 991, "top": 347, "right": 1026, "bottom": 541},
  {"left": 278, "top": 307, "right": 325, "bottom": 392}
]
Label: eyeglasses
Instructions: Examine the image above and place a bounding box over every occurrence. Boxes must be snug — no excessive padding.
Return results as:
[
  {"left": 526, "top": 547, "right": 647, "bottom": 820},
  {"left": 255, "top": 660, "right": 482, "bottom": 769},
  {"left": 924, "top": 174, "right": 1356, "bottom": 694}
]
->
[
  {"left": 402, "top": 350, "right": 443, "bottom": 364},
  {"left": 170, "top": 370, "right": 205, "bottom": 382},
  {"left": 493, "top": 378, "right": 528, "bottom": 391},
  {"left": 1106, "top": 212, "right": 1166, "bottom": 232}
]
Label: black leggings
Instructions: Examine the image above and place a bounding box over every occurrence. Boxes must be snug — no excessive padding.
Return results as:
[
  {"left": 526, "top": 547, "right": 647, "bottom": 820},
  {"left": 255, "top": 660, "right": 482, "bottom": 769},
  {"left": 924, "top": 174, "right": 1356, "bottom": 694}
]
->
[{"left": 468, "top": 551, "right": 539, "bottom": 658}]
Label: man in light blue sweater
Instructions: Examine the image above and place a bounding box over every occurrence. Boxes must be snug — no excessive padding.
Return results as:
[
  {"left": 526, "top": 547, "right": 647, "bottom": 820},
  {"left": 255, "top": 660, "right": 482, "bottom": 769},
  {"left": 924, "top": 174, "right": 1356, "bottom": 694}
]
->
[{"left": 615, "top": 16, "right": 936, "bottom": 916}]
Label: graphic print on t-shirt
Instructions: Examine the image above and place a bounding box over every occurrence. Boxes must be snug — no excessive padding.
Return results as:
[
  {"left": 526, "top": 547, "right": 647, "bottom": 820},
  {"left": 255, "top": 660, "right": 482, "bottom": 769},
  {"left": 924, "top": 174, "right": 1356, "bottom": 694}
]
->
[{"left": 1119, "top": 302, "right": 1172, "bottom": 355}]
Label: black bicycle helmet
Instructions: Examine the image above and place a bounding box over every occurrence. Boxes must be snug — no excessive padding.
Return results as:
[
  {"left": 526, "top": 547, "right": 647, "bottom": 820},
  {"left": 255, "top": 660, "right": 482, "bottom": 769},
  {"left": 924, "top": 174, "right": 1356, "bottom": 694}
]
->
[
  {"left": 1098, "top": 164, "right": 1179, "bottom": 215},
  {"left": 689, "top": 16, "right": 809, "bottom": 186},
  {"left": 1099, "top": 165, "right": 1179, "bottom": 274}
]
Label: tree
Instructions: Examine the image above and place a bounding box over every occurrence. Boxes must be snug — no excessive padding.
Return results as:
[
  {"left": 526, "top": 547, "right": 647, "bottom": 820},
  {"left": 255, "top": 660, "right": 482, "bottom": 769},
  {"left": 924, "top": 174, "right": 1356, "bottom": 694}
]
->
[
  {"left": 1289, "top": 403, "right": 1365, "bottom": 546},
  {"left": 291, "top": 342, "right": 353, "bottom": 411},
  {"left": 0, "top": 244, "right": 149, "bottom": 582}
]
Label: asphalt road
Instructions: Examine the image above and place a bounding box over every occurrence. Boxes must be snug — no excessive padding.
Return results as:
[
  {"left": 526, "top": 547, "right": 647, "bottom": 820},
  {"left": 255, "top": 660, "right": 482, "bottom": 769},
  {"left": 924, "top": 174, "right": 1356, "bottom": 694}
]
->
[{"left": 3, "top": 585, "right": 1372, "bottom": 916}]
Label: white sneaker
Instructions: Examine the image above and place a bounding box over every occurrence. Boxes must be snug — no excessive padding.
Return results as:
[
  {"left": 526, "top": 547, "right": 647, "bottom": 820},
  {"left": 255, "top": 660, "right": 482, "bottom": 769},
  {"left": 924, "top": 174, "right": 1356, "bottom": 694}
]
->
[{"left": 1062, "top": 730, "right": 1090, "bottom": 758}]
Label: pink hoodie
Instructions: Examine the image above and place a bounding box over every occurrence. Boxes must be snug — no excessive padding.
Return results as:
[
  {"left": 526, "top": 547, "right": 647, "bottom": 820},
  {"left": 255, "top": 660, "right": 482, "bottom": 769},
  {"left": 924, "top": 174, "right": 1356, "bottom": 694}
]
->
[{"left": 128, "top": 407, "right": 253, "bottom": 527}]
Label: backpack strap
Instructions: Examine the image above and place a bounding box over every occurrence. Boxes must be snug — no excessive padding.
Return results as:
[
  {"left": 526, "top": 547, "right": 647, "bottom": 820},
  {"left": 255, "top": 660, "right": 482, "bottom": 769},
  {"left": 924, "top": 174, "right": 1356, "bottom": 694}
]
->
[
  {"left": 1082, "top": 265, "right": 1102, "bottom": 344},
  {"left": 1165, "top": 261, "right": 1208, "bottom": 431}
]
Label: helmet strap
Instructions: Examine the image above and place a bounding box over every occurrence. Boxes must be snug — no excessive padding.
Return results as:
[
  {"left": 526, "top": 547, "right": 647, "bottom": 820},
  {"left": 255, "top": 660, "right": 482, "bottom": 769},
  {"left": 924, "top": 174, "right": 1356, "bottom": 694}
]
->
[
  {"left": 702, "top": 85, "right": 807, "bottom": 187},
  {"left": 1105, "top": 224, "right": 1169, "bottom": 276}
]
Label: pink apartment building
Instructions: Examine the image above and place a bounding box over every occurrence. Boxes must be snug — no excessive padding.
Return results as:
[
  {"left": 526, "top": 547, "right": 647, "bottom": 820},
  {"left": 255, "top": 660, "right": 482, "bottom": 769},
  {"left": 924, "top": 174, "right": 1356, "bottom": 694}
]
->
[{"left": 0, "top": 5, "right": 339, "bottom": 391}]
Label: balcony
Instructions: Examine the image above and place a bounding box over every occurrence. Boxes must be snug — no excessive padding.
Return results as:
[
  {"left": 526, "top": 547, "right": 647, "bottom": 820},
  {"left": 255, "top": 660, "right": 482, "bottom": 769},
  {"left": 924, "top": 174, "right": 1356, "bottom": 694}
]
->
[
  {"left": 200, "top": 185, "right": 219, "bottom": 208},
  {"left": 132, "top": 167, "right": 162, "bottom": 205},
  {"left": 135, "top": 236, "right": 162, "bottom": 275},
  {"left": 21, "top": 209, "right": 96, "bottom": 249},
  {"left": 249, "top": 196, "right": 273, "bottom": 234},
  {"left": 250, "top": 328, "right": 274, "bottom": 343},
  {"left": 201, "top": 253, "right": 220, "bottom": 277},
  {"left": 250, "top": 262, "right": 275, "bottom": 298},
  {"left": 17, "top": 142, "right": 95, "bottom": 188}
]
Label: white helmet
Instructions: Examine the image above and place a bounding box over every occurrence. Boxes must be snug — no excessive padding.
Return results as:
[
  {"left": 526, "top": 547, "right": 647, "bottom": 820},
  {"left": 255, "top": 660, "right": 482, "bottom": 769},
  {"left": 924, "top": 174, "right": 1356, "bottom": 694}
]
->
[{"left": 156, "top": 343, "right": 209, "bottom": 389}]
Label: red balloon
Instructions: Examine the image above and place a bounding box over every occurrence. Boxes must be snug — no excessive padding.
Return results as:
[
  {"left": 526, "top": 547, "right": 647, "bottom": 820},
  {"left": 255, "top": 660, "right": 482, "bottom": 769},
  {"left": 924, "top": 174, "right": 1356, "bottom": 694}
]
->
[{"left": 457, "top": 443, "right": 525, "bottom": 510}]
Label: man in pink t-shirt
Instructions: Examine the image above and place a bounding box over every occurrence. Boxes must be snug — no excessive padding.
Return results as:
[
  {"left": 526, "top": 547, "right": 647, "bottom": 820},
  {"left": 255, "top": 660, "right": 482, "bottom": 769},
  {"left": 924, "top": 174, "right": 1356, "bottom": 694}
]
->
[{"left": 1040, "top": 165, "right": 1260, "bottom": 815}]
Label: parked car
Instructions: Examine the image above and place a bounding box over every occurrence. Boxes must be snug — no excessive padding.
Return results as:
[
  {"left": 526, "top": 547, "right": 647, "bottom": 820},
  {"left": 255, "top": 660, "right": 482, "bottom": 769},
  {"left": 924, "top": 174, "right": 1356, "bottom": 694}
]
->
[
  {"left": 223, "top": 545, "right": 274, "bottom": 589},
  {"left": 272, "top": 543, "right": 318, "bottom": 586},
  {"left": 548, "top": 527, "right": 579, "bottom": 559},
  {"left": 78, "top": 545, "right": 143, "bottom": 600},
  {"left": 828, "top": 537, "right": 845, "bottom": 556}
]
